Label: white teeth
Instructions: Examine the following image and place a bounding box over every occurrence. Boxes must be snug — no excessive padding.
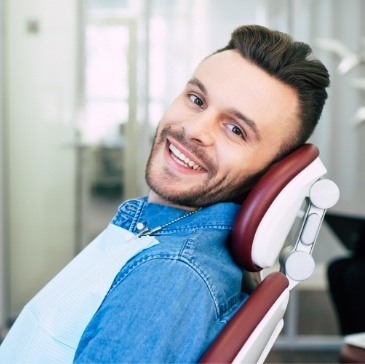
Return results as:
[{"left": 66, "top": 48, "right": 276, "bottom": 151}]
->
[{"left": 169, "top": 144, "right": 202, "bottom": 170}]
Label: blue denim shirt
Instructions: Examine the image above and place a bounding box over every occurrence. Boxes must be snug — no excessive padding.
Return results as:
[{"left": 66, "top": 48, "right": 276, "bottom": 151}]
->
[{"left": 74, "top": 197, "right": 248, "bottom": 363}]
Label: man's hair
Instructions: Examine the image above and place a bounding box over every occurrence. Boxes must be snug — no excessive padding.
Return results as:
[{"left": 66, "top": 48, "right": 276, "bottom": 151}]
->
[{"left": 215, "top": 24, "right": 330, "bottom": 159}]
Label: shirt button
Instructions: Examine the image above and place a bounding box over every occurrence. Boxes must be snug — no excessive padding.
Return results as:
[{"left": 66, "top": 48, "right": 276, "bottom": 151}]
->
[{"left": 136, "top": 222, "right": 145, "bottom": 231}]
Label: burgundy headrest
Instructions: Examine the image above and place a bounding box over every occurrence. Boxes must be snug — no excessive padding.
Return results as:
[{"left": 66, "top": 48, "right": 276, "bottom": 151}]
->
[{"left": 229, "top": 144, "right": 319, "bottom": 272}]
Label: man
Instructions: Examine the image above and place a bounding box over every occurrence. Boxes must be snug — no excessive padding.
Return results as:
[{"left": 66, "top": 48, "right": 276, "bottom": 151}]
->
[{"left": 0, "top": 25, "right": 330, "bottom": 363}]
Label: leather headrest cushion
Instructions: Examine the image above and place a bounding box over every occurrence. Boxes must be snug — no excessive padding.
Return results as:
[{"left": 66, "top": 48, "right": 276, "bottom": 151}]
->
[{"left": 229, "top": 144, "right": 319, "bottom": 271}]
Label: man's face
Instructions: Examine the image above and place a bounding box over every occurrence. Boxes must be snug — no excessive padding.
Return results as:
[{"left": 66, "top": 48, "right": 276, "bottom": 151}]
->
[{"left": 146, "top": 50, "right": 299, "bottom": 209}]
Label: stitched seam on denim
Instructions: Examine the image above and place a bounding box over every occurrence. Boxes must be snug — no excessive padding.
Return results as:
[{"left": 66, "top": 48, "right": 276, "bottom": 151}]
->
[
  {"left": 177, "top": 229, "right": 241, "bottom": 318},
  {"left": 218, "top": 294, "right": 247, "bottom": 325},
  {"left": 129, "top": 199, "right": 145, "bottom": 232},
  {"left": 177, "top": 228, "right": 208, "bottom": 258},
  {"left": 105, "top": 255, "right": 231, "bottom": 320},
  {"left": 111, "top": 199, "right": 145, "bottom": 228},
  {"left": 152, "top": 225, "right": 233, "bottom": 234},
  {"left": 186, "top": 253, "right": 240, "bottom": 319}
]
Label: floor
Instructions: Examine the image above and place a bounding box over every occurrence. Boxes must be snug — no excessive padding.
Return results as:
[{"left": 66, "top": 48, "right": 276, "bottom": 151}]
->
[
  {"left": 265, "top": 289, "right": 343, "bottom": 363},
  {"left": 267, "top": 350, "right": 340, "bottom": 364}
]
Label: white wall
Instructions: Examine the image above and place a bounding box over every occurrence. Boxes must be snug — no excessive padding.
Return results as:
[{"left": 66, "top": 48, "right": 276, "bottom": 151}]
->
[
  {"left": 309, "top": 0, "right": 365, "bottom": 263},
  {"left": 4, "top": 0, "right": 79, "bottom": 316},
  {"left": 316, "top": 0, "right": 365, "bottom": 217}
]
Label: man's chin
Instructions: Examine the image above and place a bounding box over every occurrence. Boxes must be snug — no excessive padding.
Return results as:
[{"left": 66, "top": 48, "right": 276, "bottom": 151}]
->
[{"left": 145, "top": 169, "right": 249, "bottom": 208}]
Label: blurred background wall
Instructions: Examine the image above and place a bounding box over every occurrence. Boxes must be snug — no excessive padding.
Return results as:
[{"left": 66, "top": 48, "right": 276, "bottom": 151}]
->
[
  {"left": 0, "top": 0, "right": 364, "bottom": 359},
  {"left": 0, "top": 0, "right": 5, "bottom": 332}
]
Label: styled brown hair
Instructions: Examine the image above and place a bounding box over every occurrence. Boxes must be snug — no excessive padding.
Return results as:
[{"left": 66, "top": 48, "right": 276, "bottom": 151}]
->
[{"left": 215, "top": 24, "right": 330, "bottom": 158}]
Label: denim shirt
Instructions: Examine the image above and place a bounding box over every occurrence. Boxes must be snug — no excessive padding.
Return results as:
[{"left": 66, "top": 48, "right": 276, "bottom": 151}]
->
[{"left": 74, "top": 197, "right": 248, "bottom": 363}]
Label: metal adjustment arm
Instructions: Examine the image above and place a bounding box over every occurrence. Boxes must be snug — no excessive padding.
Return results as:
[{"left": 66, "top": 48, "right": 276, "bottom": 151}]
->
[{"left": 280, "top": 179, "right": 340, "bottom": 284}]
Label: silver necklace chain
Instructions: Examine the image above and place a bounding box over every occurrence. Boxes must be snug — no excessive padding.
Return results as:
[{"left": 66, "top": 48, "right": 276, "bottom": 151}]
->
[{"left": 137, "top": 208, "right": 202, "bottom": 237}]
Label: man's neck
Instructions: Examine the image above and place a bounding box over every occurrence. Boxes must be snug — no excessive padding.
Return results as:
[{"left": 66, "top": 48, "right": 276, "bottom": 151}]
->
[{"left": 147, "top": 190, "right": 198, "bottom": 211}]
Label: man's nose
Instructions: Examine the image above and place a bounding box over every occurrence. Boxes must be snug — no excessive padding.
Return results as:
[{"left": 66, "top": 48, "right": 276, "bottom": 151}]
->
[{"left": 184, "top": 109, "right": 218, "bottom": 146}]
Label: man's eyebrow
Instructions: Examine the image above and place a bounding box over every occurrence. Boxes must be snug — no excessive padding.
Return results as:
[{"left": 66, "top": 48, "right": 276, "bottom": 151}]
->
[
  {"left": 187, "top": 76, "right": 261, "bottom": 141},
  {"left": 187, "top": 77, "right": 207, "bottom": 94}
]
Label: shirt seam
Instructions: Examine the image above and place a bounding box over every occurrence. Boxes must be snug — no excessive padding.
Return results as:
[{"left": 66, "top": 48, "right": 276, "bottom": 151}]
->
[
  {"left": 111, "top": 224, "right": 235, "bottom": 234},
  {"left": 152, "top": 225, "right": 234, "bottom": 233}
]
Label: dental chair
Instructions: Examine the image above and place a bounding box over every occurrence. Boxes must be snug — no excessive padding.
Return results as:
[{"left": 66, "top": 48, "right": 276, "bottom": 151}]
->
[{"left": 200, "top": 143, "right": 340, "bottom": 364}]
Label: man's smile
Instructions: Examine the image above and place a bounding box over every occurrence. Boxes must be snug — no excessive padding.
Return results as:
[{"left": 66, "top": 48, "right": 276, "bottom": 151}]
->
[
  {"left": 165, "top": 138, "right": 208, "bottom": 174},
  {"left": 168, "top": 142, "right": 203, "bottom": 171}
]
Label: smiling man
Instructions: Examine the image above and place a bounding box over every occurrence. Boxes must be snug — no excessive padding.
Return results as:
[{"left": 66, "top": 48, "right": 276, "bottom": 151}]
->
[
  {"left": 73, "top": 25, "right": 329, "bottom": 363},
  {"left": 0, "top": 25, "right": 330, "bottom": 363}
]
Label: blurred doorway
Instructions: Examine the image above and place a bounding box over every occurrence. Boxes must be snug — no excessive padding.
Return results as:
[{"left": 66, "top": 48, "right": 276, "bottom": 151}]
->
[{"left": 77, "top": 18, "right": 140, "bottom": 249}]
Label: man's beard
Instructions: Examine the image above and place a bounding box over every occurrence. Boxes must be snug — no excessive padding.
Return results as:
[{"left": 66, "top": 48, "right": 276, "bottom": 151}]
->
[{"left": 145, "top": 125, "right": 263, "bottom": 208}]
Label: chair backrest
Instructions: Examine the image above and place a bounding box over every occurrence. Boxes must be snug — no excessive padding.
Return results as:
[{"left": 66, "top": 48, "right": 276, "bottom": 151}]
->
[
  {"left": 230, "top": 144, "right": 324, "bottom": 272},
  {"left": 200, "top": 144, "right": 339, "bottom": 364}
]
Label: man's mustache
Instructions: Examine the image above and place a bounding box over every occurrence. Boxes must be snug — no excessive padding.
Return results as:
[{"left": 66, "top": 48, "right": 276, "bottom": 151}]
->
[{"left": 158, "top": 126, "right": 217, "bottom": 173}]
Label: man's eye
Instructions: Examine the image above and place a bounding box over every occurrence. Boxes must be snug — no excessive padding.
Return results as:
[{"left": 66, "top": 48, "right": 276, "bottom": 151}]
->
[
  {"left": 189, "top": 94, "right": 204, "bottom": 107},
  {"left": 227, "top": 124, "right": 245, "bottom": 138}
]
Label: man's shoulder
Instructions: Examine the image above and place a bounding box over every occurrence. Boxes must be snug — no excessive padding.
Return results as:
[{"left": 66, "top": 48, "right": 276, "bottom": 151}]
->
[{"left": 111, "top": 228, "right": 244, "bottom": 319}]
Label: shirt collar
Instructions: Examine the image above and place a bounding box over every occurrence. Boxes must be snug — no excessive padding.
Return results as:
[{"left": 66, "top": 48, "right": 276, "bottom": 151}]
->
[{"left": 125, "top": 196, "right": 240, "bottom": 234}]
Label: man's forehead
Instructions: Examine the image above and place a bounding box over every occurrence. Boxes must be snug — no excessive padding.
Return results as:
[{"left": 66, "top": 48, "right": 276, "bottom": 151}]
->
[
  {"left": 194, "top": 49, "right": 243, "bottom": 72},
  {"left": 190, "top": 50, "right": 270, "bottom": 94},
  {"left": 187, "top": 50, "right": 300, "bottom": 147}
]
